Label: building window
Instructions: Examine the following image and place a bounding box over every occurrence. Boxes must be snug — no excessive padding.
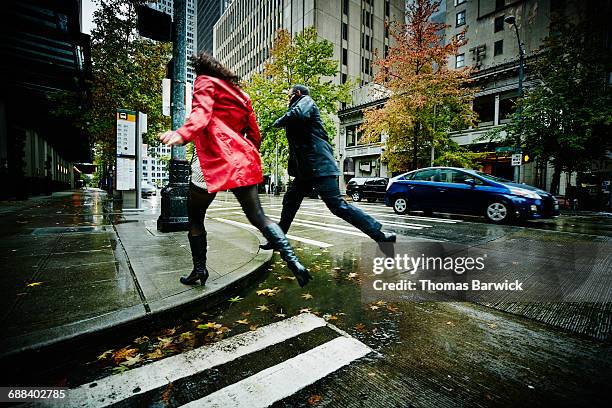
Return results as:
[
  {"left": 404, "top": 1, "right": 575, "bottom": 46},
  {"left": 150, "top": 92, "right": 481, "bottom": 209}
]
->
[
  {"left": 346, "top": 125, "right": 356, "bottom": 147},
  {"left": 494, "top": 16, "right": 505, "bottom": 32},
  {"left": 456, "top": 32, "right": 465, "bottom": 44},
  {"left": 455, "top": 53, "right": 465, "bottom": 68},
  {"left": 343, "top": 0, "right": 349, "bottom": 16},
  {"left": 342, "top": 22, "right": 348, "bottom": 40},
  {"left": 454, "top": 0, "right": 466, "bottom": 5},
  {"left": 341, "top": 73, "right": 347, "bottom": 84},
  {"left": 342, "top": 48, "right": 348, "bottom": 65},
  {"left": 473, "top": 94, "right": 495, "bottom": 124},
  {"left": 494, "top": 39, "right": 503, "bottom": 56},
  {"left": 456, "top": 10, "right": 466, "bottom": 27},
  {"left": 385, "top": 0, "right": 390, "bottom": 17}
]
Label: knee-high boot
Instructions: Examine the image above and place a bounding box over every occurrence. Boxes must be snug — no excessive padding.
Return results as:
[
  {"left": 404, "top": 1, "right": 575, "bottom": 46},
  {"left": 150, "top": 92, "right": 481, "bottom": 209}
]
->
[
  {"left": 181, "top": 232, "right": 209, "bottom": 285},
  {"left": 262, "top": 224, "right": 312, "bottom": 287}
]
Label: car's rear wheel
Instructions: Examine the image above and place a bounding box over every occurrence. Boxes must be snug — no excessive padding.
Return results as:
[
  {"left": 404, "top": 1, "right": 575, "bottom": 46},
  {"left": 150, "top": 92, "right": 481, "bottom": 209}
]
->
[
  {"left": 351, "top": 192, "right": 362, "bottom": 202},
  {"left": 485, "top": 201, "right": 510, "bottom": 224},
  {"left": 393, "top": 197, "right": 409, "bottom": 215}
]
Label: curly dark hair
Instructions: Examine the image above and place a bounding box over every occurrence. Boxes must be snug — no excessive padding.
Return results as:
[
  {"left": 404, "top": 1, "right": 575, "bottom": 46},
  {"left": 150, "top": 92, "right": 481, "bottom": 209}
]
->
[{"left": 190, "top": 53, "right": 240, "bottom": 86}]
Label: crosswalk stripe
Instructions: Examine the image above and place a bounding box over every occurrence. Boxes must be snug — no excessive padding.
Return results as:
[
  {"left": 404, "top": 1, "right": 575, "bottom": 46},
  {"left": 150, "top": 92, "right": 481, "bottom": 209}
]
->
[
  {"left": 266, "top": 208, "right": 428, "bottom": 230},
  {"left": 211, "top": 217, "right": 333, "bottom": 248},
  {"left": 60, "top": 314, "right": 328, "bottom": 407},
  {"left": 352, "top": 208, "right": 462, "bottom": 224},
  {"left": 181, "top": 336, "right": 372, "bottom": 408}
]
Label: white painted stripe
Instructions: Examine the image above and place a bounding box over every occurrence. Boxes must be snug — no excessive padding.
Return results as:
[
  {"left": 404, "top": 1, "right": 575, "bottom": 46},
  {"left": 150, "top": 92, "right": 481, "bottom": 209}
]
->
[
  {"left": 60, "top": 314, "right": 327, "bottom": 408},
  {"left": 211, "top": 217, "right": 333, "bottom": 248},
  {"left": 266, "top": 208, "right": 428, "bottom": 230},
  {"left": 205, "top": 206, "right": 245, "bottom": 212},
  {"left": 353, "top": 208, "right": 462, "bottom": 224},
  {"left": 183, "top": 336, "right": 372, "bottom": 408}
]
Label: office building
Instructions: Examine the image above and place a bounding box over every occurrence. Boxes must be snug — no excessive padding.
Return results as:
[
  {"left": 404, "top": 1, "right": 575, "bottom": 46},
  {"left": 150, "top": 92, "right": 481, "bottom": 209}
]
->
[
  {"left": 150, "top": 0, "right": 198, "bottom": 83},
  {"left": 197, "top": 0, "right": 232, "bottom": 54},
  {"left": 142, "top": 145, "right": 171, "bottom": 187}
]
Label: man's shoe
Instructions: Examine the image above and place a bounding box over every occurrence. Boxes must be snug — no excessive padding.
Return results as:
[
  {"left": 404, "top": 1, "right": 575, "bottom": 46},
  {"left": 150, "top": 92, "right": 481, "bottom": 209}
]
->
[
  {"left": 377, "top": 232, "right": 396, "bottom": 243},
  {"left": 259, "top": 241, "right": 274, "bottom": 250}
]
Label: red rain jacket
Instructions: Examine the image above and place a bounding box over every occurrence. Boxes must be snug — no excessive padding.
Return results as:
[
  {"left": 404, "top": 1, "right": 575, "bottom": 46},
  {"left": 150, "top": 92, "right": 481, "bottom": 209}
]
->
[{"left": 176, "top": 75, "right": 263, "bottom": 193}]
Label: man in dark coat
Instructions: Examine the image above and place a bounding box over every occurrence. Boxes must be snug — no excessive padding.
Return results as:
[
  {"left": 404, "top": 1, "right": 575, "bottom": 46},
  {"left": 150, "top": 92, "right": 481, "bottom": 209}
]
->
[{"left": 260, "top": 84, "right": 396, "bottom": 249}]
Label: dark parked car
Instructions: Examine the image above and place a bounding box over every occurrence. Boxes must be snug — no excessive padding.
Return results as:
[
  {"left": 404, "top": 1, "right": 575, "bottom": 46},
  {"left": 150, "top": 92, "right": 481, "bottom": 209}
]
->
[
  {"left": 384, "top": 167, "right": 559, "bottom": 223},
  {"left": 346, "top": 177, "right": 387, "bottom": 202}
]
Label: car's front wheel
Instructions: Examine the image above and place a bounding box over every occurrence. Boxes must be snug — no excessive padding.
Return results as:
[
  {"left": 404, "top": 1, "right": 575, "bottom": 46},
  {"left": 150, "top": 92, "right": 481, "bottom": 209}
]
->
[
  {"left": 393, "top": 197, "right": 409, "bottom": 215},
  {"left": 351, "top": 192, "right": 362, "bottom": 202},
  {"left": 485, "top": 201, "right": 510, "bottom": 224}
]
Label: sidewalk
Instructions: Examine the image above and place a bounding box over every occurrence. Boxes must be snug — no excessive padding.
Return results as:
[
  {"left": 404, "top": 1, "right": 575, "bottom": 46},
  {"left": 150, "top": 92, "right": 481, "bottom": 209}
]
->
[{"left": 0, "top": 189, "right": 272, "bottom": 358}]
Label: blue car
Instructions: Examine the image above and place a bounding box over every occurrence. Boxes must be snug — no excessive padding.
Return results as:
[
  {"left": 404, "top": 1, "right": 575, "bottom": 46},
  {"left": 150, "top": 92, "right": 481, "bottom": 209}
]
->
[{"left": 384, "top": 167, "right": 560, "bottom": 223}]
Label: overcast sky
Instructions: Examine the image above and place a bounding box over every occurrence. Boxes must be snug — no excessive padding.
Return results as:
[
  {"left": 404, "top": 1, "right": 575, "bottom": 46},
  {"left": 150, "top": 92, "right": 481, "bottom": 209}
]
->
[{"left": 81, "top": 0, "right": 98, "bottom": 34}]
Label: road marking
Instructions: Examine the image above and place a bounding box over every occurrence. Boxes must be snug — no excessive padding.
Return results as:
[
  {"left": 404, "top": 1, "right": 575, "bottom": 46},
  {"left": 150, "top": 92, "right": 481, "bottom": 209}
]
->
[
  {"left": 61, "top": 314, "right": 328, "bottom": 408},
  {"left": 352, "top": 208, "right": 462, "bottom": 224},
  {"left": 182, "top": 336, "right": 372, "bottom": 408},
  {"left": 206, "top": 206, "right": 245, "bottom": 212},
  {"left": 266, "top": 208, "right": 429, "bottom": 230},
  {"left": 211, "top": 217, "right": 333, "bottom": 248}
]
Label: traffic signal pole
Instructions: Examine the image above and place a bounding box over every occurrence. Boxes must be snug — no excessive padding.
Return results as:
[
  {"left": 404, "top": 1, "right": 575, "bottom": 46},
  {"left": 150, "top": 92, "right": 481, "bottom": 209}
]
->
[{"left": 157, "top": 0, "right": 190, "bottom": 232}]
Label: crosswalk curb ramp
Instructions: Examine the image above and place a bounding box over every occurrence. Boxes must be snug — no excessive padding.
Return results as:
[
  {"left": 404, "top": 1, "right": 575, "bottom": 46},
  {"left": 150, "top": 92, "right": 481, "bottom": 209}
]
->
[{"left": 34, "top": 314, "right": 373, "bottom": 407}]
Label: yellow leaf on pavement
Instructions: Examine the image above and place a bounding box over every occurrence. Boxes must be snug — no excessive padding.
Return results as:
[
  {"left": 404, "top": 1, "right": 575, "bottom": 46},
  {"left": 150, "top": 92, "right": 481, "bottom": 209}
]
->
[
  {"left": 235, "top": 319, "right": 249, "bottom": 325},
  {"left": 123, "top": 354, "right": 142, "bottom": 367},
  {"left": 256, "top": 305, "right": 270, "bottom": 312},
  {"left": 301, "top": 293, "right": 314, "bottom": 300},
  {"left": 26, "top": 282, "right": 43, "bottom": 287},
  {"left": 97, "top": 349, "right": 113, "bottom": 361}
]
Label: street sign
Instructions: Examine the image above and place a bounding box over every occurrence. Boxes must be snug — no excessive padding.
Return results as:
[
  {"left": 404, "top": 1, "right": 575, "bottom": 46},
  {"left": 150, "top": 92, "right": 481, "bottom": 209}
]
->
[
  {"left": 495, "top": 146, "right": 514, "bottom": 153},
  {"left": 511, "top": 154, "right": 522, "bottom": 166}
]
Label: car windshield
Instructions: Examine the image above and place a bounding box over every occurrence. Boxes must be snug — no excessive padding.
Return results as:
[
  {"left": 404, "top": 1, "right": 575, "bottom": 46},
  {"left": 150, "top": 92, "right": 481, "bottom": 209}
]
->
[{"left": 474, "top": 171, "right": 511, "bottom": 183}]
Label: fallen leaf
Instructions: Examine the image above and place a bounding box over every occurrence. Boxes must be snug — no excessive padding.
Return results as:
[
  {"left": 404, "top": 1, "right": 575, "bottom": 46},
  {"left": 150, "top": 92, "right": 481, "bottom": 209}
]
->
[
  {"left": 256, "top": 287, "right": 281, "bottom": 297},
  {"left": 134, "top": 336, "right": 149, "bottom": 344},
  {"left": 197, "top": 322, "right": 219, "bottom": 330},
  {"left": 301, "top": 293, "right": 314, "bottom": 300},
  {"left": 163, "top": 327, "right": 177, "bottom": 336},
  {"left": 446, "top": 321, "right": 455, "bottom": 327},
  {"left": 277, "top": 275, "right": 296, "bottom": 281},
  {"left": 299, "top": 308, "right": 312, "bottom": 314},
  {"left": 275, "top": 313, "right": 286, "bottom": 318},
  {"left": 375, "top": 300, "right": 387, "bottom": 306},
  {"left": 179, "top": 331, "right": 194, "bottom": 341},
  {"left": 346, "top": 273, "right": 358, "bottom": 280},
  {"left": 256, "top": 305, "right": 270, "bottom": 312},
  {"left": 355, "top": 323, "right": 367, "bottom": 332},
  {"left": 26, "top": 282, "right": 43, "bottom": 288},
  {"left": 228, "top": 296, "right": 244, "bottom": 304},
  {"left": 112, "top": 365, "right": 130, "bottom": 374},
  {"left": 488, "top": 323, "right": 498, "bottom": 329},
  {"left": 369, "top": 305, "right": 380, "bottom": 310},
  {"left": 146, "top": 349, "right": 164, "bottom": 360},
  {"left": 122, "top": 354, "right": 142, "bottom": 367},
  {"left": 386, "top": 304, "right": 399, "bottom": 313},
  {"left": 157, "top": 337, "right": 174, "bottom": 349},
  {"left": 240, "top": 311, "right": 251, "bottom": 317},
  {"left": 322, "top": 314, "right": 338, "bottom": 321},
  {"left": 97, "top": 349, "right": 113, "bottom": 361},
  {"left": 112, "top": 347, "right": 138, "bottom": 364},
  {"left": 307, "top": 394, "right": 322, "bottom": 405},
  {"left": 235, "top": 319, "right": 249, "bottom": 325},
  {"left": 249, "top": 325, "right": 258, "bottom": 331}
]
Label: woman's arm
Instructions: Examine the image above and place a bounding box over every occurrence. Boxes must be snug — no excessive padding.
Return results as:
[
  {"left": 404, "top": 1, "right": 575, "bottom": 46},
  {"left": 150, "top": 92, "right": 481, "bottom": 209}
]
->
[{"left": 244, "top": 100, "right": 262, "bottom": 149}]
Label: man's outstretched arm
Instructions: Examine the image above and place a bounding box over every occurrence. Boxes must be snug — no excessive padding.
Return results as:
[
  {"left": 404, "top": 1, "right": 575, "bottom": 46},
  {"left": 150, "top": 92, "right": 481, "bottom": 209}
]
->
[{"left": 273, "top": 96, "right": 315, "bottom": 128}]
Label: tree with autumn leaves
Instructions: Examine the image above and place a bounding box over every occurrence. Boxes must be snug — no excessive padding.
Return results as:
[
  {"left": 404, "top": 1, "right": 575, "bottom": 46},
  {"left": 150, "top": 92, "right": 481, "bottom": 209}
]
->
[
  {"left": 361, "top": 0, "right": 478, "bottom": 172},
  {"left": 244, "top": 27, "right": 352, "bottom": 175}
]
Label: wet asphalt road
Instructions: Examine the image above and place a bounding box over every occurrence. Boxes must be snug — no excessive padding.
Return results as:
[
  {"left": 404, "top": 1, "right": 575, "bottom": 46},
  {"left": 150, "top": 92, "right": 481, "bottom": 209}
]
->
[{"left": 8, "top": 192, "right": 611, "bottom": 407}]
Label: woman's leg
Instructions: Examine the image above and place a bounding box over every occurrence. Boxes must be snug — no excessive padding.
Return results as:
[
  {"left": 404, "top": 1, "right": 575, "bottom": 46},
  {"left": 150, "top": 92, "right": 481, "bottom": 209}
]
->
[
  {"left": 181, "top": 184, "right": 216, "bottom": 285},
  {"left": 232, "top": 184, "right": 312, "bottom": 287},
  {"left": 231, "top": 184, "right": 273, "bottom": 230}
]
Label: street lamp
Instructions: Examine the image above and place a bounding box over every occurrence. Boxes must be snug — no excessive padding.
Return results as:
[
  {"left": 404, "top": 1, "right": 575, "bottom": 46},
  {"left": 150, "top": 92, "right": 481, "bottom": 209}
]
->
[{"left": 505, "top": 15, "right": 525, "bottom": 183}]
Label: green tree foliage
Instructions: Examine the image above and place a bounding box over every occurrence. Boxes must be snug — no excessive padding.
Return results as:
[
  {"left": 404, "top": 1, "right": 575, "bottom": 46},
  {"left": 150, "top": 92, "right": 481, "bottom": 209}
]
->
[
  {"left": 495, "top": 13, "right": 612, "bottom": 194},
  {"left": 360, "top": 0, "right": 477, "bottom": 172},
  {"left": 244, "top": 27, "right": 352, "bottom": 174}
]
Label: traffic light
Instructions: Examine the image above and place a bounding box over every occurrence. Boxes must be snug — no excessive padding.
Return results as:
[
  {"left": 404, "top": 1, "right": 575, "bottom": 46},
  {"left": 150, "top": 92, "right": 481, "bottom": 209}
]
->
[{"left": 137, "top": 5, "right": 172, "bottom": 42}]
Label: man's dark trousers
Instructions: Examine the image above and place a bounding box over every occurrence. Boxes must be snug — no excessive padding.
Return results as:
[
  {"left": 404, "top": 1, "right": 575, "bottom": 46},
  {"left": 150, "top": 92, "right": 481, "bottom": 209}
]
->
[{"left": 277, "top": 176, "right": 383, "bottom": 239}]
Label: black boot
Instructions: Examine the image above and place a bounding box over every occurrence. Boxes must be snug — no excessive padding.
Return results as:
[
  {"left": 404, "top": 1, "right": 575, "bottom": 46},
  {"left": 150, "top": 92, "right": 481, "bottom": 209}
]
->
[
  {"left": 262, "top": 224, "right": 312, "bottom": 287},
  {"left": 259, "top": 224, "right": 287, "bottom": 250},
  {"left": 181, "top": 233, "right": 209, "bottom": 285},
  {"left": 373, "top": 230, "right": 396, "bottom": 258}
]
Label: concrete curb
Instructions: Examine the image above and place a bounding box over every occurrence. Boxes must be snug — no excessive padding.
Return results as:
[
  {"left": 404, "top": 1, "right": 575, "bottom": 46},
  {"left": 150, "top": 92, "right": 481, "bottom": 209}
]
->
[{"left": 0, "top": 223, "right": 273, "bottom": 382}]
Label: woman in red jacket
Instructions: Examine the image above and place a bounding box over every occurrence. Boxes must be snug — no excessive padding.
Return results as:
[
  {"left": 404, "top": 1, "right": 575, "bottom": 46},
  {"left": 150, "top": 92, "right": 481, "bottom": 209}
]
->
[{"left": 159, "top": 54, "right": 311, "bottom": 287}]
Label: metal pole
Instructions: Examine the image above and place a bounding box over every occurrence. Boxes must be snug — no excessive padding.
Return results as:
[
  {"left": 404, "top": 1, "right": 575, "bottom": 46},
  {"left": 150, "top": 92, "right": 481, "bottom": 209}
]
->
[
  {"left": 430, "top": 105, "right": 436, "bottom": 167},
  {"left": 274, "top": 139, "right": 280, "bottom": 196},
  {"left": 513, "top": 22, "right": 524, "bottom": 183},
  {"left": 157, "top": 0, "right": 190, "bottom": 231}
]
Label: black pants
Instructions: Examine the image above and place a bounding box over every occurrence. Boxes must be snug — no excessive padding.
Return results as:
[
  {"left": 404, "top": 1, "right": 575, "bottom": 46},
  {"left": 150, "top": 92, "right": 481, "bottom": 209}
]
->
[
  {"left": 277, "top": 176, "right": 383, "bottom": 239},
  {"left": 188, "top": 183, "right": 273, "bottom": 236}
]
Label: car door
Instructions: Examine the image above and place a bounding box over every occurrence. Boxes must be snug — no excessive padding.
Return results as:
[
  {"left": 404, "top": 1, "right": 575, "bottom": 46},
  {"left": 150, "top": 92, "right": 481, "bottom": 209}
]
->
[
  {"left": 405, "top": 169, "right": 440, "bottom": 210},
  {"left": 436, "top": 169, "right": 485, "bottom": 214},
  {"left": 374, "top": 178, "right": 388, "bottom": 199}
]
